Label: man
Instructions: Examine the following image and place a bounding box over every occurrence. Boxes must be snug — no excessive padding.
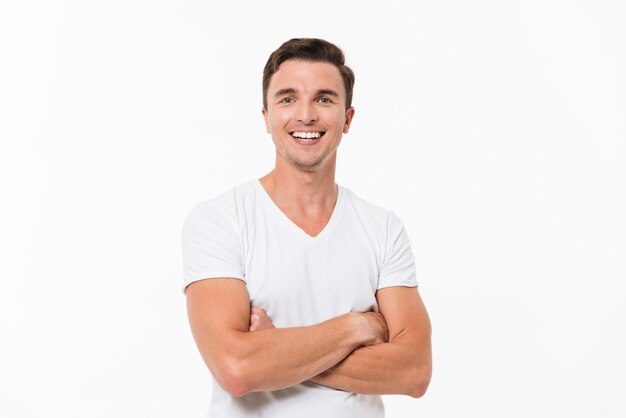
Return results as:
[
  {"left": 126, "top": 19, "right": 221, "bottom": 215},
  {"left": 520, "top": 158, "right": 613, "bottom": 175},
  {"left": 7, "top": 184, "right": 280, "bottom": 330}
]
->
[{"left": 182, "top": 38, "right": 432, "bottom": 418}]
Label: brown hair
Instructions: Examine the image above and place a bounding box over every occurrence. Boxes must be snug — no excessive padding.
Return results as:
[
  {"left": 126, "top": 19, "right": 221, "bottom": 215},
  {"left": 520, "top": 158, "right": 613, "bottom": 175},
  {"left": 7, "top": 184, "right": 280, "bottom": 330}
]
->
[{"left": 262, "top": 38, "right": 355, "bottom": 110}]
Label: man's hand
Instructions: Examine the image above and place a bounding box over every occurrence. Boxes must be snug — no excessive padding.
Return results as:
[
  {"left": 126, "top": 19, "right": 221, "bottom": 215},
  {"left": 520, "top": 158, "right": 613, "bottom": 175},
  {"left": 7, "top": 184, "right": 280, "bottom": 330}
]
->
[
  {"left": 249, "top": 307, "right": 389, "bottom": 346},
  {"left": 249, "top": 307, "right": 275, "bottom": 331},
  {"left": 358, "top": 311, "right": 389, "bottom": 346},
  {"left": 308, "top": 287, "right": 432, "bottom": 397}
]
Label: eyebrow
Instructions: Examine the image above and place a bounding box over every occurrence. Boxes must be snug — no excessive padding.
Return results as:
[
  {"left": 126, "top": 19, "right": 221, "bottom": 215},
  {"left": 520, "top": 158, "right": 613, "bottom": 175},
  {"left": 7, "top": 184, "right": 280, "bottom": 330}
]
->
[
  {"left": 273, "top": 88, "right": 340, "bottom": 97},
  {"left": 274, "top": 88, "right": 296, "bottom": 97},
  {"left": 316, "top": 89, "right": 339, "bottom": 97}
]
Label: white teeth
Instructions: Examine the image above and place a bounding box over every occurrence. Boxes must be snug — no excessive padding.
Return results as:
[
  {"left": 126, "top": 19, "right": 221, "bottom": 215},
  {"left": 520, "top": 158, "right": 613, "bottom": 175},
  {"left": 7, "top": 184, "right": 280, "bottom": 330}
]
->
[{"left": 291, "top": 131, "right": 322, "bottom": 139}]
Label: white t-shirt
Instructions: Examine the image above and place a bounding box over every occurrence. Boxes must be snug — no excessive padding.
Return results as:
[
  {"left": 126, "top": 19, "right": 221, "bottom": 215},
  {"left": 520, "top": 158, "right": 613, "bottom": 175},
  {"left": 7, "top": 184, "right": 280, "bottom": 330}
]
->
[{"left": 182, "top": 180, "right": 418, "bottom": 418}]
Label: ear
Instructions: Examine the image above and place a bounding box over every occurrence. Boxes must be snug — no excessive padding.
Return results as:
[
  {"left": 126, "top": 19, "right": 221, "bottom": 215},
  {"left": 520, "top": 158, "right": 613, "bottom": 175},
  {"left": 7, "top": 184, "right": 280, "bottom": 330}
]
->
[
  {"left": 343, "top": 106, "right": 355, "bottom": 134},
  {"left": 262, "top": 107, "right": 270, "bottom": 133}
]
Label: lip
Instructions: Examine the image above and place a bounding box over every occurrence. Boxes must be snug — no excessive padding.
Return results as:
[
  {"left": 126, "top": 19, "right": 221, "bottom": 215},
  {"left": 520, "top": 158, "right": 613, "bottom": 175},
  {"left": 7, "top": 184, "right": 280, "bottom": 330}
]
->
[{"left": 291, "top": 136, "right": 322, "bottom": 146}]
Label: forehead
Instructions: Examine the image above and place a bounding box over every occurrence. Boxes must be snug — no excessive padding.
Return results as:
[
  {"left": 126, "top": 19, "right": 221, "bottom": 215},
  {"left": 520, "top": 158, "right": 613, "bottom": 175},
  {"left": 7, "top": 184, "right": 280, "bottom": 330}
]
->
[{"left": 268, "top": 59, "right": 345, "bottom": 96}]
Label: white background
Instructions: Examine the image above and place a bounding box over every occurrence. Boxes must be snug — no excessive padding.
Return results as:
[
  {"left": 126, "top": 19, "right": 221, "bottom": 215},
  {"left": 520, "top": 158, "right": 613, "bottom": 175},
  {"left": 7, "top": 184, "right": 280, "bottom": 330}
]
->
[{"left": 1, "top": 1, "right": 624, "bottom": 417}]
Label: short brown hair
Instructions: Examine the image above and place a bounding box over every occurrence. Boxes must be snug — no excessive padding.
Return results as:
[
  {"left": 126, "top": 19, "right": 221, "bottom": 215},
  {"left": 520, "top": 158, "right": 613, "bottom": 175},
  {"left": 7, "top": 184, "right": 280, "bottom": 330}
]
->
[{"left": 262, "top": 38, "right": 355, "bottom": 110}]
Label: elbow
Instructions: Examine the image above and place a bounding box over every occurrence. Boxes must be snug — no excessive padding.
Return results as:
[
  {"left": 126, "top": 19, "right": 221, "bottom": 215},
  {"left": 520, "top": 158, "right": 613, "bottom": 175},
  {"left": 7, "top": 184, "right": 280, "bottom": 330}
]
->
[
  {"left": 222, "top": 378, "right": 250, "bottom": 398},
  {"left": 215, "top": 357, "right": 252, "bottom": 398},
  {"left": 407, "top": 380, "right": 429, "bottom": 399},
  {"left": 406, "top": 364, "right": 432, "bottom": 398}
]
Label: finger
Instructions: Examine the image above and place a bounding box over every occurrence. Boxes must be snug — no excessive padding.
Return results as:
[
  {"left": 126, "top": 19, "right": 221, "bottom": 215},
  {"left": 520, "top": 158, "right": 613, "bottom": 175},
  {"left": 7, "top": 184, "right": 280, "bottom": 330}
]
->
[{"left": 251, "top": 306, "right": 267, "bottom": 316}]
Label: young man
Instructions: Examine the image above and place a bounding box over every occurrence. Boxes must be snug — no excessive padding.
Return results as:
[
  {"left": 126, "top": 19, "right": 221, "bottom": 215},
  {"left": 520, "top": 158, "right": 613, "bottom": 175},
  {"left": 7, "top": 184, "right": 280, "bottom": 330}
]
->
[{"left": 182, "top": 38, "right": 432, "bottom": 418}]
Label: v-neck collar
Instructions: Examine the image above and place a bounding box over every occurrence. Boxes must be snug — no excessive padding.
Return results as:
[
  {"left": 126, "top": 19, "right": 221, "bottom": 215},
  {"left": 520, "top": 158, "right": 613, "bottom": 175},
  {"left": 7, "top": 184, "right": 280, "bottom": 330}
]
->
[{"left": 253, "top": 179, "right": 344, "bottom": 241}]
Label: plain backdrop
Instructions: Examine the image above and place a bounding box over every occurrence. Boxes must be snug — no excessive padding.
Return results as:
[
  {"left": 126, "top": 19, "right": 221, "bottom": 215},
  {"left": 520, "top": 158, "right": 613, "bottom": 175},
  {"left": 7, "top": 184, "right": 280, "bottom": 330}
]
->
[{"left": 1, "top": 1, "right": 625, "bottom": 417}]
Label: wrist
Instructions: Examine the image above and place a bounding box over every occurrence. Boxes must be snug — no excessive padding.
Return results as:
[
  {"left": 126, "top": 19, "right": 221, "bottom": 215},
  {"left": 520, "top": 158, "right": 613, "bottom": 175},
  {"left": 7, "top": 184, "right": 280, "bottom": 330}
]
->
[{"left": 344, "top": 312, "right": 375, "bottom": 346}]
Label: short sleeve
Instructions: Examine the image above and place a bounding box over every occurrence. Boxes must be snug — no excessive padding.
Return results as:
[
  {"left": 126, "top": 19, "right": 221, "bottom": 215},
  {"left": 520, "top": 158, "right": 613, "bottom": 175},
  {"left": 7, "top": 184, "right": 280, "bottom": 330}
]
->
[
  {"left": 378, "top": 212, "right": 418, "bottom": 289},
  {"left": 181, "top": 201, "right": 245, "bottom": 293}
]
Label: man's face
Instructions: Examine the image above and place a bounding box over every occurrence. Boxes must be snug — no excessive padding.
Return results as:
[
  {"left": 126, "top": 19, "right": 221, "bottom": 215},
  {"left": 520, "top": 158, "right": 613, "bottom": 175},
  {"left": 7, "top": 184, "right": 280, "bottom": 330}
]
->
[{"left": 262, "top": 59, "right": 355, "bottom": 172}]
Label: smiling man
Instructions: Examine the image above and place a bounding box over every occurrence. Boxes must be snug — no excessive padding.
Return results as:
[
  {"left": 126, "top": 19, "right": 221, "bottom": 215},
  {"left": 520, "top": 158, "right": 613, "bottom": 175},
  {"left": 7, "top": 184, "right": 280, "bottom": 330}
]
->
[{"left": 182, "top": 38, "right": 432, "bottom": 418}]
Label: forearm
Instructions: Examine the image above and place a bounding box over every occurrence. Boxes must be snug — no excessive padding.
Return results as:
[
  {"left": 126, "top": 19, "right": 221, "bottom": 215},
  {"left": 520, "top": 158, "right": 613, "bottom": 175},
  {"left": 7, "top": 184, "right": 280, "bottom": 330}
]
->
[
  {"left": 308, "top": 337, "right": 431, "bottom": 397},
  {"left": 217, "top": 313, "right": 367, "bottom": 396}
]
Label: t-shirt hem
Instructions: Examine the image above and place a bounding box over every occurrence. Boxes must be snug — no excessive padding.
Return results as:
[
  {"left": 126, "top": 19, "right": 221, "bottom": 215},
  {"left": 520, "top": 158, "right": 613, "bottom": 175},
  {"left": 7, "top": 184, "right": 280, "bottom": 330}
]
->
[
  {"left": 377, "top": 277, "right": 419, "bottom": 290},
  {"left": 377, "top": 283, "right": 419, "bottom": 290},
  {"left": 182, "top": 273, "right": 246, "bottom": 293}
]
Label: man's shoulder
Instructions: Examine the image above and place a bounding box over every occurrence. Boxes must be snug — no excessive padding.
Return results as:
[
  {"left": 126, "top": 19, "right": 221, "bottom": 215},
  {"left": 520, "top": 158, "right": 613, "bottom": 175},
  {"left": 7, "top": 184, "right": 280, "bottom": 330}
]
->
[
  {"left": 340, "top": 185, "right": 403, "bottom": 229},
  {"left": 339, "top": 186, "right": 395, "bottom": 222},
  {"left": 185, "top": 180, "right": 257, "bottom": 226},
  {"left": 195, "top": 180, "right": 256, "bottom": 210}
]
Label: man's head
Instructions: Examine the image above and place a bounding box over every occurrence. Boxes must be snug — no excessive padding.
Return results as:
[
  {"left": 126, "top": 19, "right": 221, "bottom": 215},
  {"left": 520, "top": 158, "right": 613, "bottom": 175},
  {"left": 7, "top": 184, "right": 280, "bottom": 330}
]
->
[
  {"left": 262, "top": 38, "right": 355, "bottom": 111},
  {"left": 261, "top": 38, "right": 356, "bottom": 172}
]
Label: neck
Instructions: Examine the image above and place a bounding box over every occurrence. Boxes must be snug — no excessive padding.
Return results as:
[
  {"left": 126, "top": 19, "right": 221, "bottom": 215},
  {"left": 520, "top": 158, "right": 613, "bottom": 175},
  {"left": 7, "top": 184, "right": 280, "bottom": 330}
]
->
[{"left": 259, "top": 153, "right": 337, "bottom": 215}]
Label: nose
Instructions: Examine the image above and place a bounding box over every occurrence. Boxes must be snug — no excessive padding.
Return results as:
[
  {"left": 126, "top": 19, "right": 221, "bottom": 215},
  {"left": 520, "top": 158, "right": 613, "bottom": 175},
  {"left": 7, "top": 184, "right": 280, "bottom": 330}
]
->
[{"left": 296, "top": 102, "right": 318, "bottom": 124}]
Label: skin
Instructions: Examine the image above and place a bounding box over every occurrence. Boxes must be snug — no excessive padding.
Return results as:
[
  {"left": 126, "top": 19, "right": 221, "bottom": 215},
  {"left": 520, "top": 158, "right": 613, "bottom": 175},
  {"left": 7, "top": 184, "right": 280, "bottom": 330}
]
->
[
  {"left": 186, "top": 58, "right": 432, "bottom": 398},
  {"left": 259, "top": 59, "right": 355, "bottom": 237},
  {"left": 262, "top": 59, "right": 354, "bottom": 173},
  {"left": 250, "top": 290, "right": 432, "bottom": 396},
  {"left": 187, "top": 279, "right": 389, "bottom": 396}
]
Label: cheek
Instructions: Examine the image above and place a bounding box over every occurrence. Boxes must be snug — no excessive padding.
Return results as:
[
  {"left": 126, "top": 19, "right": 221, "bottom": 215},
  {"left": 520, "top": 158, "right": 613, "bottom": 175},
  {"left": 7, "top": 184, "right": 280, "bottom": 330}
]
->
[
  {"left": 334, "top": 113, "right": 347, "bottom": 129},
  {"left": 269, "top": 112, "right": 291, "bottom": 130}
]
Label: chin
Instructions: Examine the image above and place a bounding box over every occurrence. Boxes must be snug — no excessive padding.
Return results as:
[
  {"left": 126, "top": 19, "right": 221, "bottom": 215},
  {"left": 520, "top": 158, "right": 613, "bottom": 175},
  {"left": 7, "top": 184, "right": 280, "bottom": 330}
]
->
[
  {"left": 292, "top": 159, "right": 323, "bottom": 171},
  {"left": 287, "top": 154, "right": 325, "bottom": 171}
]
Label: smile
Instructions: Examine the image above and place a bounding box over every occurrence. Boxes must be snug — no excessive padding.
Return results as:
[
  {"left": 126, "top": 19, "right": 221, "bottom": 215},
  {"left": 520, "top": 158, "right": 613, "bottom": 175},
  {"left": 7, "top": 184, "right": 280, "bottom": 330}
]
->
[{"left": 290, "top": 131, "right": 325, "bottom": 139}]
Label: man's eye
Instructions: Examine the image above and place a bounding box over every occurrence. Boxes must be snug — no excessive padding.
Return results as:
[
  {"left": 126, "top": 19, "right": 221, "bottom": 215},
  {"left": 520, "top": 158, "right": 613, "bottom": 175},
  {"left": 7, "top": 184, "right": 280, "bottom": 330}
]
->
[
  {"left": 280, "top": 98, "right": 294, "bottom": 104},
  {"left": 318, "top": 97, "right": 332, "bottom": 104}
]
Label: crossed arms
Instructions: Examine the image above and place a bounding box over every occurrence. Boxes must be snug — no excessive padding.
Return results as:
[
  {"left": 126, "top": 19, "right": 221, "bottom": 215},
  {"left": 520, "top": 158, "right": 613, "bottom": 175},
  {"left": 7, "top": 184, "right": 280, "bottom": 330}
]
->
[{"left": 185, "top": 278, "right": 432, "bottom": 398}]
